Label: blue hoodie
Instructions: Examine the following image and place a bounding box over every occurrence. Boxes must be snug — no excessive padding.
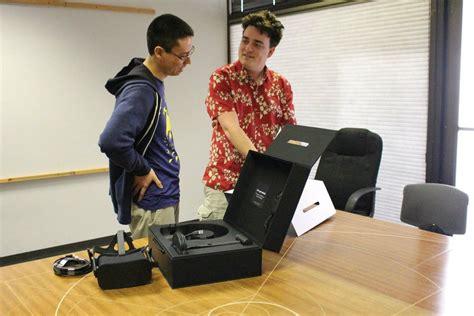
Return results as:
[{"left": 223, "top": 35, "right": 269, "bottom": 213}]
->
[{"left": 99, "top": 58, "right": 180, "bottom": 224}]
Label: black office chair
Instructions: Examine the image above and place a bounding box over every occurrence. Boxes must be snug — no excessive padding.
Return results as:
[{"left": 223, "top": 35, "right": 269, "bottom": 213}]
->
[
  {"left": 315, "top": 128, "right": 383, "bottom": 217},
  {"left": 400, "top": 183, "right": 469, "bottom": 236}
]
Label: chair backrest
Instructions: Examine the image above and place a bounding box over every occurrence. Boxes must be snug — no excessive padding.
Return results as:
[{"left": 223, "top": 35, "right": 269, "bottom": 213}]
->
[
  {"left": 401, "top": 183, "right": 469, "bottom": 235},
  {"left": 315, "top": 128, "right": 383, "bottom": 216}
]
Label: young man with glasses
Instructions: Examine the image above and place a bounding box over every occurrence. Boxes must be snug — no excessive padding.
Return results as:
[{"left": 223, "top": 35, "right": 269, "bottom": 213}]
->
[
  {"left": 198, "top": 10, "right": 297, "bottom": 220},
  {"left": 99, "top": 14, "right": 194, "bottom": 239}
]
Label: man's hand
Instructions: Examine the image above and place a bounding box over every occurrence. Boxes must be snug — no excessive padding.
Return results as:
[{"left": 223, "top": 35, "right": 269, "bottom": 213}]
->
[{"left": 133, "top": 169, "right": 163, "bottom": 201}]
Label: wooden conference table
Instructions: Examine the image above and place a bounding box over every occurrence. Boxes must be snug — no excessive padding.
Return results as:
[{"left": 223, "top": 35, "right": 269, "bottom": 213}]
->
[{"left": 1, "top": 211, "right": 472, "bottom": 315}]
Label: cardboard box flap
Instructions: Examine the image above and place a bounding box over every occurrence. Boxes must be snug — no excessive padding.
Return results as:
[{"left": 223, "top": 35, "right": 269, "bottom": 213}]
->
[
  {"left": 224, "top": 151, "right": 309, "bottom": 252},
  {"left": 265, "top": 125, "right": 337, "bottom": 168}
]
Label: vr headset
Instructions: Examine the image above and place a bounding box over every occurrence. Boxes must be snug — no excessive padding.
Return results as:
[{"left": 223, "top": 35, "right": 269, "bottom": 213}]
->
[{"left": 87, "top": 230, "right": 155, "bottom": 290}]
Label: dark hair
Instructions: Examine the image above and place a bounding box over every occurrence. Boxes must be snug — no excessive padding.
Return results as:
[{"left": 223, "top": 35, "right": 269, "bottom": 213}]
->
[
  {"left": 242, "top": 10, "right": 284, "bottom": 48},
  {"left": 147, "top": 14, "right": 194, "bottom": 55}
]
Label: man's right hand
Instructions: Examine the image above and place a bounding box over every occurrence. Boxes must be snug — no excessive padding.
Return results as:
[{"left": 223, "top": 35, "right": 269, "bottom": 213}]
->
[{"left": 133, "top": 169, "right": 163, "bottom": 201}]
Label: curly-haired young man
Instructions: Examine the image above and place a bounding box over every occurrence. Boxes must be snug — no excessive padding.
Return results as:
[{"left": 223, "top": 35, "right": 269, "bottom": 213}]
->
[{"left": 198, "top": 10, "right": 297, "bottom": 220}]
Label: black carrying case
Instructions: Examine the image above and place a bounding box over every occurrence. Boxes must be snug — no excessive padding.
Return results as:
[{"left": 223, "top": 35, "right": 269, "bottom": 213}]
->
[
  {"left": 88, "top": 230, "right": 154, "bottom": 290},
  {"left": 149, "top": 125, "right": 336, "bottom": 288}
]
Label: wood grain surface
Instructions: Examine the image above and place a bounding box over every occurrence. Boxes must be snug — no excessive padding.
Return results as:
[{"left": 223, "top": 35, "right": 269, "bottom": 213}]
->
[{"left": 1, "top": 211, "right": 472, "bottom": 315}]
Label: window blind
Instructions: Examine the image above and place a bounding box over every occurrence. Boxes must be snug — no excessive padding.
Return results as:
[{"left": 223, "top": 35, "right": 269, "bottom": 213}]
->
[{"left": 230, "top": 0, "right": 430, "bottom": 223}]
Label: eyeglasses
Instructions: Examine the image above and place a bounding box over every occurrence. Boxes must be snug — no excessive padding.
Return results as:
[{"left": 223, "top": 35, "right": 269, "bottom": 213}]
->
[{"left": 168, "top": 45, "right": 195, "bottom": 61}]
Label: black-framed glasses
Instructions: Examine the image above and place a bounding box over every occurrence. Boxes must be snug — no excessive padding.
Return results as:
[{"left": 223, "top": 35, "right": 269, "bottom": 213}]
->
[{"left": 168, "top": 45, "right": 195, "bottom": 61}]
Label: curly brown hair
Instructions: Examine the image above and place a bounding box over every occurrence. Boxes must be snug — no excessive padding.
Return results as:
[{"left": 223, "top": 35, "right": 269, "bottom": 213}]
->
[{"left": 242, "top": 10, "right": 284, "bottom": 48}]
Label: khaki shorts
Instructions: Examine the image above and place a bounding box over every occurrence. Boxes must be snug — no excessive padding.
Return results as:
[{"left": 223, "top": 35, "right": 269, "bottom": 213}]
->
[
  {"left": 197, "top": 186, "right": 228, "bottom": 221},
  {"left": 129, "top": 203, "right": 179, "bottom": 240}
]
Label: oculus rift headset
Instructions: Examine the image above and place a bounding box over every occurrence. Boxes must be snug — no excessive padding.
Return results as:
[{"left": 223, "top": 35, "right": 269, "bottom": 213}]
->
[{"left": 87, "top": 230, "right": 156, "bottom": 290}]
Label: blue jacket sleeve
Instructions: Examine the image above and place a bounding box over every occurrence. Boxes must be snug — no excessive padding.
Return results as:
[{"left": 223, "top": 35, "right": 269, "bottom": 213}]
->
[{"left": 99, "top": 84, "right": 155, "bottom": 176}]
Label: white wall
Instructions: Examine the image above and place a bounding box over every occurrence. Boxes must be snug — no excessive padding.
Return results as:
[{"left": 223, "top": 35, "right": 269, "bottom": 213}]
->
[{"left": 0, "top": 0, "right": 227, "bottom": 257}]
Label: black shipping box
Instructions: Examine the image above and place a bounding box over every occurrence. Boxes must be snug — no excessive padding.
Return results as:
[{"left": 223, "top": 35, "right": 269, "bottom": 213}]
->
[
  {"left": 149, "top": 125, "right": 336, "bottom": 288},
  {"left": 148, "top": 220, "right": 261, "bottom": 289}
]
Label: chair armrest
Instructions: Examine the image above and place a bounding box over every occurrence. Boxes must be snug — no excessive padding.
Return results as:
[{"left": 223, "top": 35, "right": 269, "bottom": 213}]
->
[{"left": 344, "top": 187, "right": 381, "bottom": 217}]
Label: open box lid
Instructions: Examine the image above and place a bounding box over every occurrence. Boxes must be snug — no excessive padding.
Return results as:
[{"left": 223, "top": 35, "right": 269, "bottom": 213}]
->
[
  {"left": 224, "top": 125, "right": 336, "bottom": 252},
  {"left": 265, "top": 125, "right": 337, "bottom": 168},
  {"left": 224, "top": 151, "right": 309, "bottom": 252}
]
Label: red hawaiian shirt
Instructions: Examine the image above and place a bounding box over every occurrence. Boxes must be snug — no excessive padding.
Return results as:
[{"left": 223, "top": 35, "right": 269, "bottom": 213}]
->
[{"left": 203, "top": 60, "right": 297, "bottom": 191}]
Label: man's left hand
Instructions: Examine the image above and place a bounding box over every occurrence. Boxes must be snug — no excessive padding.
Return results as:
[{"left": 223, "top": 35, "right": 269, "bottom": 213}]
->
[{"left": 133, "top": 169, "right": 163, "bottom": 201}]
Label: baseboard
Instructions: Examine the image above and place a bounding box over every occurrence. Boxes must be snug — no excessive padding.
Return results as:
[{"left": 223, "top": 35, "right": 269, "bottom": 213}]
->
[
  {"left": 0, "top": 222, "right": 201, "bottom": 267},
  {"left": 0, "top": 234, "right": 124, "bottom": 267}
]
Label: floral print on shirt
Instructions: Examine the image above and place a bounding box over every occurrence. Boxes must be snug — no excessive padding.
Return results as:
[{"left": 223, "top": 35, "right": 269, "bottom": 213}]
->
[{"left": 202, "top": 60, "right": 297, "bottom": 191}]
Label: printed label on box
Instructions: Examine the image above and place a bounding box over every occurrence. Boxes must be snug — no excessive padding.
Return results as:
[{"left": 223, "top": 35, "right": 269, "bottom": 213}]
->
[{"left": 252, "top": 182, "right": 269, "bottom": 208}]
